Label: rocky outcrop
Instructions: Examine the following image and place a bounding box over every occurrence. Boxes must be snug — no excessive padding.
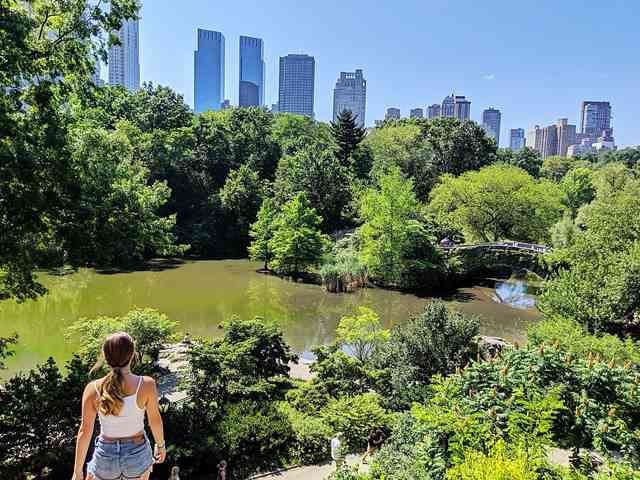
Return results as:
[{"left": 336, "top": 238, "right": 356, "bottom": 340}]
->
[
  {"left": 156, "top": 342, "right": 190, "bottom": 403},
  {"left": 476, "top": 335, "right": 512, "bottom": 360}
]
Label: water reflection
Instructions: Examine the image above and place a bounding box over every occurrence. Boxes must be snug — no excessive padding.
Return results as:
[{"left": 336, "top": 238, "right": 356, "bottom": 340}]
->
[
  {"left": 493, "top": 280, "right": 537, "bottom": 310},
  {"left": 0, "top": 260, "right": 542, "bottom": 377}
]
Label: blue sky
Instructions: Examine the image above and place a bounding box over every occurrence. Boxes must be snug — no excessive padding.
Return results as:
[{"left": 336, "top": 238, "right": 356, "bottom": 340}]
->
[{"left": 109, "top": 0, "right": 639, "bottom": 147}]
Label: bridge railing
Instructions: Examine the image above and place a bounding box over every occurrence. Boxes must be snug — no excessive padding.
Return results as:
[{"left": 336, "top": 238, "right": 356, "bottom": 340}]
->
[{"left": 440, "top": 241, "right": 552, "bottom": 254}]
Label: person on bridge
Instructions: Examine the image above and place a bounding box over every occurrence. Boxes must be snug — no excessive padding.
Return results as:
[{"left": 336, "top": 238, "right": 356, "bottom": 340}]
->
[{"left": 71, "top": 332, "right": 167, "bottom": 480}]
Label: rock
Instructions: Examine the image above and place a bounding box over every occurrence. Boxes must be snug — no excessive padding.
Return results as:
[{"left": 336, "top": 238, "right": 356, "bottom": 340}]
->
[{"left": 476, "top": 335, "right": 511, "bottom": 360}]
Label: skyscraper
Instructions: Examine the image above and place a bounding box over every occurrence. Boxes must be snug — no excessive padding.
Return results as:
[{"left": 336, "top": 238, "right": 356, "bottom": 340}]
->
[
  {"left": 556, "top": 118, "right": 577, "bottom": 157},
  {"left": 278, "top": 54, "right": 315, "bottom": 117},
  {"left": 108, "top": 19, "right": 140, "bottom": 90},
  {"left": 441, "top": 95, "right": 455, "bottom": 117},
  {"left": 510, "top": 129, "right": 526, "bottom": 151},
  {"left": 239, "top": 36, "right": 265, "bottom": 107},
  {"left": 333, "top": 69, "right": 367, "bottom": 127},
  {"left": 385, "top": 107, "right": 401, "bottom": 120},
  {"left": 482, "top": 108, "right": 501, "bottom": 145},
  {"left": 410, "top": 108, "right": 424, "bottom": 119},
  {"left": 194, "top": 29, "right": 225, "bottom": 113},
  {"left": 541, "top": 125, "right": 558, "bottom": 159},
  {"left": 427, "top": 104, "right": 441, "bottom": 118},
  {"left": 527, "top": 125, "right": 544, "bottom": 153},
  {"left": 454, "top": 95, "right": 471, "bottom": 122},
  {"left": 580, "top": 101, "right": 612, "bottom": 138}
]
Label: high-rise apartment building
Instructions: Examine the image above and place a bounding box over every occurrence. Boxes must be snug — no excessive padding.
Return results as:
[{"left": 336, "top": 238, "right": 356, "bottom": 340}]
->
[
  {"left": 441, "top": 95, "right": 455, "bottom": 118},
  {"left": 580, "top": 101, "right": 612, "bottom": 138},
  {"left": 221, "top": 100, "right": 232, "bottom": 110},
  {"left": 410, "top": 108, "right": 424, "bottom": 119},
  {"left": 278, "top": 54, "right": 315, "bottom": 117},
  {"left": 193, "top": 29, "right": 225, "bottom": 113},
  {"left": 510, "top": 129, "right": 526, "bottom": 151},
  {"left": 541, "top": 125, "right": 558, "bottom": 159},
  {"left": 385, "top": 107, "right": 401, "bottom": 120},
  {"left": 482, "top": 108, "right": 501, "bottom": 146},
  {"left": 454, "top": 95, "right": 471, "bottom": 122},
  {"left": 239, "top": 36, "right": 265, "bottom": 107},
  {"left": 332, "top": 69, "right": 367, "bottom": 127},
  {"left": 108, "top": 19, "right": 140, "bottom": 90},
  {"left": 527, "top": 125, "right": 544, "bottom": 154},
  {"left": 428, "top": 104, "right": 441, "bottom": 118},
  {"left": 556, "top": 118, "right": 577, "bottom": 157}
]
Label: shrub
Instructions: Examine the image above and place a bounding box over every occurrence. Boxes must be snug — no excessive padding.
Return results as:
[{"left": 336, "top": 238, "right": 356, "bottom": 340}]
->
[
  {"left": 528, "top": 317, "right": 640, "bottom": 366},
  {"left": 280, "top": 403, "right": 332, "bottom": 465},
  {"left": 66, "top": 308, "right": 177, "bottom": 363},
  {"left": 321, "top": 392, "right": 393, "bottom": 451}
]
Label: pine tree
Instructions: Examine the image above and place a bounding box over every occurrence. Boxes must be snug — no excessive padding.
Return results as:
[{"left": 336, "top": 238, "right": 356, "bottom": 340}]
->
[{"left": 330, "top": 110, "right": 366, "bottom": 166}]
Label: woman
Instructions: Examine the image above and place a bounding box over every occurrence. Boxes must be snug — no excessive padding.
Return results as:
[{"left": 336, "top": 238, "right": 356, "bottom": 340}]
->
[
  {"left": 72, "top": 332, "right": 166, "bottom": 480},
  {"left": 361, "top": 428, "right": 385, "bottom": 464}
]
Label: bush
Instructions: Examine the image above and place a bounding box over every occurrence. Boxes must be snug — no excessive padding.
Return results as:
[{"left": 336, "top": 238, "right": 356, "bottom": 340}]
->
[
  {"left": 321, "top": 392, "right": 393, "bottom": 451},
  {"left": 528, "top": 317, "right": 640, "bottom": 365},
  {"left": 280, "top": 403, "right": 332, "bottom": 465},
  {"left": 218, "top": 400, "right": 295, "bottom": 478},
  {"left": 66, "top": 308, "right": 178, "bottom": 363}
]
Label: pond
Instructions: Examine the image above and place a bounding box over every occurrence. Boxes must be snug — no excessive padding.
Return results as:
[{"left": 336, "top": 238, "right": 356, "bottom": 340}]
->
[{"left": 0, "top": 259, "right": 542, "bottom": 378}]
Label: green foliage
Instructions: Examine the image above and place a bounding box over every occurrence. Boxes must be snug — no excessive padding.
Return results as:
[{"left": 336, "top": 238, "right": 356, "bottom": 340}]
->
[
  {"left": 428, "top": 164, "right": 566, "bottom": 243},
  {"left": 0, "top": 334, "right": 18, "bottom": 370},
  {"left": 67, "top": 308, "right": 178, "bottom": 363},
  {"left": 280, "top": 402, "right": 332, "bottom": 464},
  {"left": 498, "top": 147, "right": 543, "bottom": 177},
  {"left": 0, "top": 356, "right": 91, "bottom": 479},
  {"left": 331, "top": 110, "right": 367, "bottom": 169},
  {"left": 336, "top": 307, "right": 390, "bottom": 363},
  {"left": 248, "top": 198, "right": 279, "bottom": 270},
  {"left": 274, "top": 143, "right": 353, "bottom": 232},
  {"left": 269, "top": 192, "right": 328, "bottom": 275},
  {"left": 320, "top": 235, "right": 368, "bottom": 293},
  {"left": 528, "top": 317, "right": 640, "bottom": 366},
  {"left": 321, "top": 392, "right": 393, "bottom": 450},
  {"left": 358, "top": 167, "right": 430, "bottom": 286},
  {"left": 550, "top": 213, "right": 581, "bottom": 250},
  {"left": 379, "top": 301, "right": 479, "bottom": 406},
  {"left": 560, "top": 167, "right": 596, "bottom": 216},
  {"left": 541, "top": 156, "right": 580, "bottom": 181},
  {"left": 0, "top": 0, "right": 139, "bottom": 300},
  {"left": 188, "top": 317, "right": 296, "bottom": 405}
]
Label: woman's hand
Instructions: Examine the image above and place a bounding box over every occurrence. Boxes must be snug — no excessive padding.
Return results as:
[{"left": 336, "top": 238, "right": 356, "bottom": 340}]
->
[{"left": 154, "top": 444, "right": 166, "bottom": 464}]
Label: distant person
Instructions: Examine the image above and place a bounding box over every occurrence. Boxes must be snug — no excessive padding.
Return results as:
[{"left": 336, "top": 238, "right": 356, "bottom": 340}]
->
[
  {"left": 362, "top": 428, "right": 385, "bottom": 464},
  {"left": 331, "top": 432, "right": 346, "bottom": 470},
  {"left": 170, "top": 466, "right": 181, "bottom": 480},
  {"left": 71, "top": 332, "right": 166, "bottom": 480},
  {"left": 217, "top": 460, "right": 227, "bottom": 480}
]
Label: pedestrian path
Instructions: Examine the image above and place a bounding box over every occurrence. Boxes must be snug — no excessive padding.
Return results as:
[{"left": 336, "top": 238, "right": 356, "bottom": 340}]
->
[{"left": 251, "top": 455, "right": 368, "bottom": 480}]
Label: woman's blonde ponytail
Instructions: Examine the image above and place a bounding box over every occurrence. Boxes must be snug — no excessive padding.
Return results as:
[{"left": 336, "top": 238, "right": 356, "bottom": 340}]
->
[{"left": 93, "top": 332, "right": 135, "bottom": 416}]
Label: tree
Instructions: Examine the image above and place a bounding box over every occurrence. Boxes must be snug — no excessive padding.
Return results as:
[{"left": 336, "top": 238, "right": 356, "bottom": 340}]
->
[
  {"left": 65, "top": 125, "right": 187, "bottom": 267},
  {"left": 0, "top": 0, "right": 139, "bottom": 300},
  {"left": 273, "top": 143, "right": 352, "bottom": 232},
  {"left": 330, "top": 110, "right": 366, "bottom": 167},
  {"left": 540, "top": 155, "right": 575, "bottom": 181},
  {"left": 428, "top": 164, "right": 565, "bottom": 243},
  {"left": 269, "top": 193, "right": 327, "bottom": 275},
  {"left": 498, "top": 147, "right": 543, "bottom": 177},
  {"left": 335, "top": 307, "right": 390, "bottom": 363},
  {"left": 219, "top": 164, "right": 265, "bottom": 250},
  {"left": 248, "top": 198, "right": 279, "bottom": 270},
  {"left": 560, "top": 167, "right": 595, "bottom": 216},
  {"left": 358, "top": 167, "right": 426, "bottom": 286}
]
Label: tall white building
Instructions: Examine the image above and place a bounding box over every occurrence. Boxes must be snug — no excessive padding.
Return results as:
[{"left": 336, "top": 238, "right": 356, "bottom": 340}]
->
[
  {"left": 108, "top": 19, "right": 140, "bottom": 90},
  {"left": 333, "top": 69, "right": 367, "bottom": 127}
]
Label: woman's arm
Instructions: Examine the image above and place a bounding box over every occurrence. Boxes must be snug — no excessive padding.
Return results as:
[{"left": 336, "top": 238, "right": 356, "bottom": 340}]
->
[
  {"left": 144, "top": 377, "right": 166, "bottom": 464},
  {"left": 72, "top": 383, "right": 97, "bottom": 480}
]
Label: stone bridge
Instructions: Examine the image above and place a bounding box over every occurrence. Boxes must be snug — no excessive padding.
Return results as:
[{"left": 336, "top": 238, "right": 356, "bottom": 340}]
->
[{"left": 440, "top": 241, "right": 552, "bottom": 255}]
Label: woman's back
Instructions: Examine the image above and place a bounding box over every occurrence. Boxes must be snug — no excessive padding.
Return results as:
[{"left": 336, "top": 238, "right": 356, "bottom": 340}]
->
[{"left": 95, "top": 374, "right": 145, "bottom": 438}]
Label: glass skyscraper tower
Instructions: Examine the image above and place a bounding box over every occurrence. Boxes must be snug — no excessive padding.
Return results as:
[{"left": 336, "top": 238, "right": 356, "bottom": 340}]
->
[
  {"left": 194, "top": 29, "right": 225, "bottom": 113},
  {"left": 278, "top": 54, "right": 315, "bottom": 117},
  {"left": 108, "top": 19, "right": 140, "bottom": 91},
  {"left": 239, "top": 36, "right": 265, "bottom": 107}
]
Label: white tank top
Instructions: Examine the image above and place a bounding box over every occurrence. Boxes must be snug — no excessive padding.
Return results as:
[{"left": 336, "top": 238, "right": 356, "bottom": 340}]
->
[{"left": 94, "top": 376, "right": 145, "bottom": 438}]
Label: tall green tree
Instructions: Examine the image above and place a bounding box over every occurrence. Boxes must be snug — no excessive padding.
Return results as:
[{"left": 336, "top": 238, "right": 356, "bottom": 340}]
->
[
  {"left": 358, "top": 167, "right": 425, "bottom": 285},
  {"left": 330, "top": 110, "right": 366, "bottom": 167},
  {"left": 269, "top": 193, "right": 326, "bottom": 274},
  {"left": 498, "top": 147, "right": 543, "bottom": 177},
  {"left": 248, "top": 198, "right": 279, "bottom": 271},
  {"left": 0, "top": 0, "right": 139, "bottom": 300},
  {"left": 428, "top": 164, "right": 565, "bottom": 243},
  {"left": 273, "top": 143, "right": 352, "bottom": 232}
]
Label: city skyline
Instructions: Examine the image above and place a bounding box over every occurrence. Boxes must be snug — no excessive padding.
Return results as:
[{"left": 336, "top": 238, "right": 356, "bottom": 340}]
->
[
  {"left": 194, "top": 29, "right": 225, "bottom": 113},
  {"left": 239, "top": 36, "right": 265, "bottom": 107},
  {"left": 278, "top": 54, "right": 315, "bottom": 117},
  {"left": 98, "top": 0, "right": 639, "bottom": 146},
  {"left": 108, "top": 18, "right": 139, "bottom": 91}
]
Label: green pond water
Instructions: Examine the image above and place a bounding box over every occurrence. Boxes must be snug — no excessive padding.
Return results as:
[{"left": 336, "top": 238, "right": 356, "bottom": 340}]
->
[{"left": 0, "top": 259, "right": 541, "bottom": 378}]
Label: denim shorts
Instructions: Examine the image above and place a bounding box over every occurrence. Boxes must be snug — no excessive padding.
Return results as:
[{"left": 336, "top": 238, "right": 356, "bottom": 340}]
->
[{"left": 87, "top": 435, "right": 154, "bottom": 480}]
